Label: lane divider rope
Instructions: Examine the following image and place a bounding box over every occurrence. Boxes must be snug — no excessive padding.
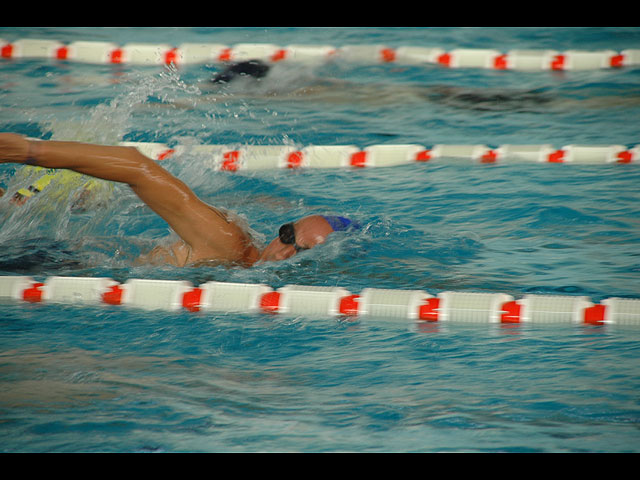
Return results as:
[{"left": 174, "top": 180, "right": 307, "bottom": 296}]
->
[
  {"left": 1, "top": 275, "right": 638, "bottom": 325},
  {"left": 121, "top": 142, "right": 640, "bottom": 168},
  {"left": 8, "top": 142, "right": 637, "bottom": 206},
  {"left": 2, "top": 38, "right": 640, "bottom": 71},
  {"left": 110, "top": 142, "right": 640, "bottom": 168}
]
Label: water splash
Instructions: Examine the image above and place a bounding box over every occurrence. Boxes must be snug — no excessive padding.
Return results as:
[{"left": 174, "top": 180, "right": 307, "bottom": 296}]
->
[
  {"left": 0, "top": 67, "right": 205, "bottom": 272},
  {"left": 43, "top": 66, "right": 201, "bottom": 144}
]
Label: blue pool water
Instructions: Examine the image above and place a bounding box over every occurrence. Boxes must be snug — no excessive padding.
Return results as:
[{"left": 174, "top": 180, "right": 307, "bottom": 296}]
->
[{"left": 1, "top": 27, "right": 639, "bottom": 452}]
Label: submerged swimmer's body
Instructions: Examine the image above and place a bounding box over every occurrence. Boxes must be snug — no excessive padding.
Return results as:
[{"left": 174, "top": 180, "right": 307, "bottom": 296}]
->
[
  {"left": 0, "top": 133, "right": 357, "bottom": 267},
  {"left": 197, "top": 59, "right": 557, "bottom": 111},
  {"left": 198, "top": 59, "right": 640, "bottom": 112}
]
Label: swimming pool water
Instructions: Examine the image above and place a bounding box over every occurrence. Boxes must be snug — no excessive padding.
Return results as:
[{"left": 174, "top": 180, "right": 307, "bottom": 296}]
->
[{"left": 0, "top": 27, "right": 639, "bottom": 452}]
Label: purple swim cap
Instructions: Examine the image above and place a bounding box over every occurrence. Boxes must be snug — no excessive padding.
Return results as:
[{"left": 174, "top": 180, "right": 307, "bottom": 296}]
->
[{"left": 321, "top": 215, "right": 360, "bottom": 232}]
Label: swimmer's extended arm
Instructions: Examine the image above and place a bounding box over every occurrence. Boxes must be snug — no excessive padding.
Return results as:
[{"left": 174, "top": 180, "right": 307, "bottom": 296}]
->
[{"left": 0, "top": 134, "right": 238, "bottom": 258}]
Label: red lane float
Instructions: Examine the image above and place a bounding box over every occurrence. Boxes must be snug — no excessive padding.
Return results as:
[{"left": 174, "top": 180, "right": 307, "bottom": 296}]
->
[{"left": 2, "top": 276, "right": 639, "bottom": 326}]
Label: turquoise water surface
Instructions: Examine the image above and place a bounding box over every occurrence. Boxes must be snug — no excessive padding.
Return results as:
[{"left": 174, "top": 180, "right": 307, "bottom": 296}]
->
[{"left": 0, "top": 27, "right": 639, "bottom": 452}]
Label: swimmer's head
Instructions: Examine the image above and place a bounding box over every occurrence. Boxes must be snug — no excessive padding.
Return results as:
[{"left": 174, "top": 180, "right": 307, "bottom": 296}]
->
[
  {"left": 210, "top": 60, "right": 271, "bottom": 84},
  {"left": 258, "top": 214, "right": 359, "bottom": 262}
]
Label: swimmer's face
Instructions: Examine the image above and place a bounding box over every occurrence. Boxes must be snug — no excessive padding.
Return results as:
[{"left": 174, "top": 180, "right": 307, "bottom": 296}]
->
[{"left": 258, "top": 215, "right": 334, "bottom": 262}]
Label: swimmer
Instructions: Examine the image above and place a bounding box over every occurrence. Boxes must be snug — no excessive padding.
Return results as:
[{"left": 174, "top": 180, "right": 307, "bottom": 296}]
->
[
  {"left": 194, "top": 59, "right": 560, "bottom": 111},
  {"left": 0, "top": 133, "right": 358, "bottom": 267},
  {"left": 210, "top": 60, "right": 271, "bottom": 84}
]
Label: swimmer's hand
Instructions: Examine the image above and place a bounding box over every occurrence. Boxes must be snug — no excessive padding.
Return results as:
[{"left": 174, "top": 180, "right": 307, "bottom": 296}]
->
[{"left": 0, "top": 133, "right": 31, "bottom": 164}]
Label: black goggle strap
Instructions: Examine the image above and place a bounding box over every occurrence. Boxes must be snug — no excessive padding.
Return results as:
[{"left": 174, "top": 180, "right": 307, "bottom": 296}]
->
[{"left": 278, "top": 223, "right": 307, "bottom": 252}]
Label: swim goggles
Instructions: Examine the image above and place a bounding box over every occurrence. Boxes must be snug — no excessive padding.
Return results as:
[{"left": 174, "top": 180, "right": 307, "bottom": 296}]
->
[{"left": 278, "top": 223, "right": 309, "bottom": 252}]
